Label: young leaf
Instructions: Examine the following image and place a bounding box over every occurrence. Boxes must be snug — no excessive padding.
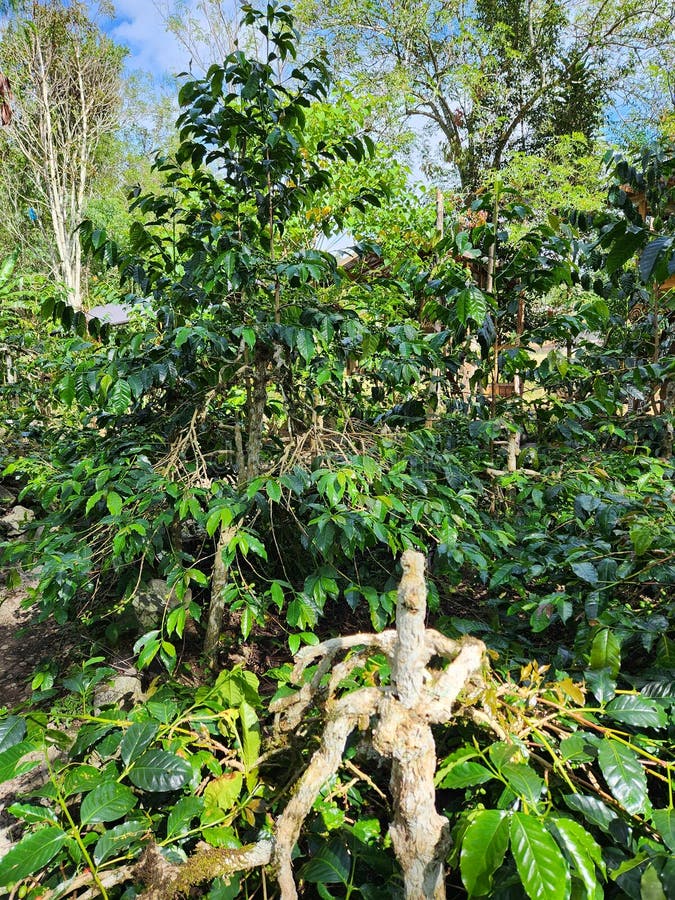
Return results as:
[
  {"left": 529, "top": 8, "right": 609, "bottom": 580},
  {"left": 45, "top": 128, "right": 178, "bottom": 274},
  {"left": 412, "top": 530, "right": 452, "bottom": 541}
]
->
[
  {"left": 167, "top": 796, "right": 204, "bottom": 838},
  {"left": 509, "top": 813, "right": 570, "bottom": 900},
  {"left": 460, "top": 809, "right": 510, "bottom": 896},
  {"left": 597, "top": 739, "right": 647, "bottom": 814}
]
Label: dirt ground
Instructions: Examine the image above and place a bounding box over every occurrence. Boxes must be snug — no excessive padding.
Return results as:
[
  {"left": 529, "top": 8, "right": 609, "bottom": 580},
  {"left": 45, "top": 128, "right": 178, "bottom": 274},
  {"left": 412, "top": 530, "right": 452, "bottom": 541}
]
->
[{"left": 0, "top": 578, "right": 65, "bottom": 709}]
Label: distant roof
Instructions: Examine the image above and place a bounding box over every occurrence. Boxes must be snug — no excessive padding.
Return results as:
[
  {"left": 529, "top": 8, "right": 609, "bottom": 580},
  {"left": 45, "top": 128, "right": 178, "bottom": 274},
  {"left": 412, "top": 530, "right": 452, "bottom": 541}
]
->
[{"left": 86, "top": 303, "right": 131, "bottom": 326}]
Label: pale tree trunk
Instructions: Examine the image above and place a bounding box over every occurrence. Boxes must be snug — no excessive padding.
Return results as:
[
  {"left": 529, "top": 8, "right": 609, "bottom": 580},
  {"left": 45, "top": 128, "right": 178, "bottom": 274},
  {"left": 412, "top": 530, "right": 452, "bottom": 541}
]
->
[{"left": 136, "top": 551, "right": 489, "bottom": 900}]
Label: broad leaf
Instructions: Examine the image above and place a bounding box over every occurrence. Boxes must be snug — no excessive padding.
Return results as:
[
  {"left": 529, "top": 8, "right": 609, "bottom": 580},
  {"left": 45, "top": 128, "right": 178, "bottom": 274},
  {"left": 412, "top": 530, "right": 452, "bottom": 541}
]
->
[
  {"left": 571, "top": 562, "right": 598, "bottom": 585},
  {"left": 510, "top": 813, "right": 569, "bottom": 900},
  {"left": 203, "top": 773, "right": 243, "bottom": 822},
  {"left": 589, "top": 629, "right": 621, "bottom": 677},
  {"left": 128, "top": 750, "right": 191, "bottom": 792},
  {"left": 93, "top": 820, "right": 146, "bottom": 865},
  {"left": 460, "top": 809, "right": 510, "bottom": 896},
  {"left": 167, "top": 796, "right": 204, "bottom": 838},
  {"left": 501, "top": 763, "right": 544, "bottom": 806},
  {"left": 439, "top": 761, "right": 495, "bottom": 789},
  {"left": 650, "top": 809, "right": 675, "bottom": 852},
  {"left": 0, "top": 716, "right": 26, "bottom": 753},
  {"left": 605, "top": 695, "right": 667, "bottom": 730},
  {"left": 597, "top": 739, "right": 647, "bottom": 814},
  {"left": 550, "top": 815, "right": 605, "bottom": 897},
  {"left": 299, "top": 837, "right": 350, "bottom": 885},
  {"left": 121, "top": 722, "right": 159, "bottom": 766},
  {"left": 80, "top": 781, "right": 137, "bottom": 824},
  {"left": 639, "top": 235, "right": 671, "bottom": 283},
  {"left": 563, "top": 794, "right": 617, "bottom": 833},
  {"left": 0, "top": 826, "right": 67, "bottom": 886},
  {"left": 0, "top": 740, "right": 38, "bottom": 783}
]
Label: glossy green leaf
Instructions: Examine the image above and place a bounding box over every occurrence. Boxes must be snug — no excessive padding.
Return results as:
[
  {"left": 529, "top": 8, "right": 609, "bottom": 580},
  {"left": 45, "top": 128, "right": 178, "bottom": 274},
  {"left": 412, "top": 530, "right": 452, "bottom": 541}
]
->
[
  {"left": 299, "top": 837, "right": 350, "bottom": 885},
  {"left": 563, "top": 794, "right": 617, "bottom": 833},
  {"left": 605, "top": 695, "right": 667, "bottom": 729},
  {"left": 510, "top": 813, "right": 569, "bottom": 900},
  {"left": 93, "top": 820, "right": 146, "bottom": 865},
  {"left": 597, "top": 739, "right": 647, "bottom": 814},
  {"left": 0, "top": 826, "right": 67, "bottom": 886},
  {"left": 501, "top": 763, "right": 544, "bottom": 806},
  {"left": 439, "top": 760, "right": 495, "bottom": 789},
  {"left": 589, "top": 629, "right": 621, "bottom": 677},
  {"left": 106, "top": 491, "right": 123, "bottom": 516},
  {"left": 0, "top": 740, "right": 38, "bottom": 783},
  {"left": 640, "top": 863, "right": 667, "bottom": 900},
  {"left": 0, "top": 716, "right": 26, "bottom": 753},
  {"left": 460, "top": 809, "right": 510, "bottom": 896},
  {"left": 550, "top": 815, "right": 605, "bottom": 897},
  {"left": 650, "top": 809, "right": 675, "bottom": 852},
  {"left": 167, "top": 796, "right": 204, "bottom": 838},
  {"left": 128, "top": 750, "right": 191, "bottom": 792},
  {"left": 121, "top": 722, "right": 159, "bottom": 766},
  {"left": 80, "top": 781, "right": 137, "bottom": 824}
]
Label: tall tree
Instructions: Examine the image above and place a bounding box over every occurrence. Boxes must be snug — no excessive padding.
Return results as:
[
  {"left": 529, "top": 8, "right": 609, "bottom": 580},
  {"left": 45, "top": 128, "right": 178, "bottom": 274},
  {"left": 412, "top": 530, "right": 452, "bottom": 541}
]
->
[
  {"left": 296, "top": 0, "right": 675, "bottom": 189},
  {"left": 0, "top": 1, "right": 123, "bottom": 308}
]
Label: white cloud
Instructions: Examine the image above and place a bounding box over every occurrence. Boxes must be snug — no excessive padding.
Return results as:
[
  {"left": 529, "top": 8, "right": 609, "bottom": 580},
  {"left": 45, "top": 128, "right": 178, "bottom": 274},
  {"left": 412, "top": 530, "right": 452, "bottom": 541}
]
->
[{"left": 101, "top": 1, "right": 193, "bottom": 76}]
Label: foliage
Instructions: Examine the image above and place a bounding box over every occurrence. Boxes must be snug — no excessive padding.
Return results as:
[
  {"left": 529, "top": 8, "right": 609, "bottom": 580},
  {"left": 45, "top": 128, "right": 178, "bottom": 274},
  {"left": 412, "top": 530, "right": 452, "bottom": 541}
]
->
[{"left": 0, "top": 3, "right": 674, "bottom": 899}]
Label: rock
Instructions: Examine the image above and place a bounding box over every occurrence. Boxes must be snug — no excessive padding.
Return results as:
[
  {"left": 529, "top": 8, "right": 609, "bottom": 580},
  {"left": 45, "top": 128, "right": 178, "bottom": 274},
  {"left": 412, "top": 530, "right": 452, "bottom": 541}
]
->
[
  {"left": 94, "top": 672, "right": 143, "bottom": 712},
  {"left": 0, "top": 505, "right": 34, "bottom": 535},
  {"left": 131, "top": 578, "right": 186, "bottom": 631}
]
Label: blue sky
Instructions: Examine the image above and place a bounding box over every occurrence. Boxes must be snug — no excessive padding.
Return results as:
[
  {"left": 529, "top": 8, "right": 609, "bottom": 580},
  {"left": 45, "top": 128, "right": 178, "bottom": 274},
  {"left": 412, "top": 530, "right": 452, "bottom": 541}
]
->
[{"left": 94, "top": 1, "right": 192, "bottom": 76}]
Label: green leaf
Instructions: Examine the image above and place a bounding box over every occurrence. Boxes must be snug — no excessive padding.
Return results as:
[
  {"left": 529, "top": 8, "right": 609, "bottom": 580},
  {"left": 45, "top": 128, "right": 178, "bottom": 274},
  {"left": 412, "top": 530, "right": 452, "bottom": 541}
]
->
[
  {"left": 640, "top": 863, "right": 667, "bottom": 900},
  {"left": 456, "top": 286, "right": 488, "bottom": 325},
  {"left": 550, "top": 815, "right": 605, "bottom": 897},
  {"left": 460, "top": 809, "right": 510, "bottom": 896},
  {"left": 501, "top": 763, "right": 545, "bottom": 806},
  {"left": 0, "top": 740, "right": 38, "bottom": 783},
  {"left": 571, "top": 561, "right": 598, "bottom": 585},
  {"left": 589, "top": 629, "right": 621, "bottom": 677},
  {"left": 80, "top": 781, "right": 137, "bottom": 824},
  {"left": 639, "top": 235, "right": 671, "bottom": 283},
  {"left": 266, "top": 479, "right": 281, "bottom": 503},
  {"left": 239, "top": 701, "right": 260, "bottom": 773},
  {"left": 121, "top": 722, "right": 159, "bottom": 766},
  {"left": 597, "top": 739, "right": 647, "bottom": 814},
  {"left": 509, "top": 813, "right": 570, "bottom": 900},
  {"left": 0, "top": 716, "right": 26, "bottom": 753},
  {"left": 107, "top": 491, "right": 123, "bottom": 516},
  {"left": 629, "top": 524, "right": 653, "bottom": 556},
  {"left": 0, "top": 826, "right": 67, "bottom": 886},
  {"left": 563, "top": 794, "right": 617, "bottom": 834},
  {"left": 129, "top": 750, "right": 192, "bottom": 792},
  {"left": 605, "top": 695, "right": 667, "bottom": 730},
  {"left": 299, "top": 837, "right": 350, "bottom": 885},
  {"left": 108, "top": 379, "right": 132, "bottom": 415},
  {"left": 651, "top": 809, "right": 675, "bottom": 852},
  {"left": 167, "top": 796, "right": 204, "bottom": 838},
  {"left": 296, "top": 329, "right": 315, "bottom": 362},
  {"left": 438, "top": 760, "right": 495, "bottom": 789},
  {"left": 93, "top": 820, "right": 146, "bottom": 865}
]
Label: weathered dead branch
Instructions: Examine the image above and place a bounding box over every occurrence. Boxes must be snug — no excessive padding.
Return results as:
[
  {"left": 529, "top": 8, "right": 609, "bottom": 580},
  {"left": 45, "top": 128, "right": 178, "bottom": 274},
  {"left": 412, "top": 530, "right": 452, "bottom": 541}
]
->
[{"left": 138, "top": 550, "right": 489, "bottom": 900}]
